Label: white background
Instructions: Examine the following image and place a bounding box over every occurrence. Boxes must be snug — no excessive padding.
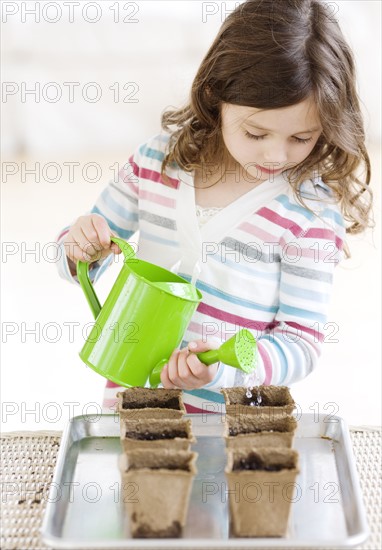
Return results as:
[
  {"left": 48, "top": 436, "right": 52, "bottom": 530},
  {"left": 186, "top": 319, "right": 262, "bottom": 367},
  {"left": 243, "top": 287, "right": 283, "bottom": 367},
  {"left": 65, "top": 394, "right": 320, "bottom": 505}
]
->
[{"left": 1, "top": 1, "right": 381, "bottom": 432}]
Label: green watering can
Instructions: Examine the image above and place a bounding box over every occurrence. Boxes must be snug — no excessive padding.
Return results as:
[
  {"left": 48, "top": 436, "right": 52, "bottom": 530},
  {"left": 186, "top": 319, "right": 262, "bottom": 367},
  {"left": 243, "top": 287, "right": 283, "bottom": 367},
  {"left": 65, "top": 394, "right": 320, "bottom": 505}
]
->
[{"left": 77, "top": 237, "right": 257, "bottom": 388}]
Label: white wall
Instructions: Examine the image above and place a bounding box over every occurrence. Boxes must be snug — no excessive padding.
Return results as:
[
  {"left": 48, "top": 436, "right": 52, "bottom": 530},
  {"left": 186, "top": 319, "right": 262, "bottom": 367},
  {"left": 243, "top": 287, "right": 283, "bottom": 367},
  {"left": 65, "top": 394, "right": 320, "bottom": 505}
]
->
[
  {"left": 2, "top": 1, "right": 381, "bottom": 157},
  {"left": 1, "top": 1, "right": 381, "bottom": 432}
]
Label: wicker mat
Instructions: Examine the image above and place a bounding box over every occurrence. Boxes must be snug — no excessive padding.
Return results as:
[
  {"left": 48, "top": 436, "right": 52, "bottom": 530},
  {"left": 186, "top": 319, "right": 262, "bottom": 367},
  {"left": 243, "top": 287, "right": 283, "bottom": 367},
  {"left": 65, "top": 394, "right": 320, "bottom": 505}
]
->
[{"left": 1, "top": 427, "right": 381, "bottom": 550}]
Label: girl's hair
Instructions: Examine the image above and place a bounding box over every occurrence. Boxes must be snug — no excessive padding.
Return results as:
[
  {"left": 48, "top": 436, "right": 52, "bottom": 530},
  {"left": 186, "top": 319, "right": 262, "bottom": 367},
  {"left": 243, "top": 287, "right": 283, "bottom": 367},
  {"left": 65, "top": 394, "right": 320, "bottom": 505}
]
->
[{"left": 161, "top": 0, "right": 372, "bottom": 238}]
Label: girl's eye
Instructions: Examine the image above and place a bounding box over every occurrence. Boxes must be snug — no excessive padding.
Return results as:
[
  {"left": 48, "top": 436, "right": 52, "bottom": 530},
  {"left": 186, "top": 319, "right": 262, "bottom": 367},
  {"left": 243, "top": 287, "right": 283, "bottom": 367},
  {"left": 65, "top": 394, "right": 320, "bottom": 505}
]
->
[
  {"left": 244, "top": 131, "right": 313, "bottom": 145},
  {"left": 294, "top": 136, "right": 313, "bottom": 144},
  {"left": 245, "top": 131, "right": 264, "bottom": 140}
]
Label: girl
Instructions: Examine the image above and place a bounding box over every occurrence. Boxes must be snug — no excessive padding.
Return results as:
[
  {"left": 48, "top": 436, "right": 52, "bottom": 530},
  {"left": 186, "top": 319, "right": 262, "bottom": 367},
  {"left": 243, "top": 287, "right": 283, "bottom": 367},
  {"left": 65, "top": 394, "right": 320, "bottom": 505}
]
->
[{"left": 57, "top": 0, "right": 372, "bottom": 413}]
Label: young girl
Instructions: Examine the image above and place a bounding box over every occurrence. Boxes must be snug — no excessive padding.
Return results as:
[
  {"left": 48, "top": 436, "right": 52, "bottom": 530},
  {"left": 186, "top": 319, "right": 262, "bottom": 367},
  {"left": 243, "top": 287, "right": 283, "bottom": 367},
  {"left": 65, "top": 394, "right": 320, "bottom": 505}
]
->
[{"left": 56, "top": 0, "right": 372, "bottom": 413}]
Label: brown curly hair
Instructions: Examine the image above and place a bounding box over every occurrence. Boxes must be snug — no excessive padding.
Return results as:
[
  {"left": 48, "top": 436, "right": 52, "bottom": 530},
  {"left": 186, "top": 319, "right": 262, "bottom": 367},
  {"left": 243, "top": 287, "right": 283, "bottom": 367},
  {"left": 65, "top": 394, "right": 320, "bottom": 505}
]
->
[{"left": 160, "top": 0, "right": 372, "bottom": 239}]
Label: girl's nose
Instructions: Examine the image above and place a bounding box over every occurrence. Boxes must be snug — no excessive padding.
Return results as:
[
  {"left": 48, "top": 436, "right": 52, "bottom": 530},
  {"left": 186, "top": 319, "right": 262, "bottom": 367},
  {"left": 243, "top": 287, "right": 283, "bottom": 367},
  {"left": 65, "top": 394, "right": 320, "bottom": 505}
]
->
[{"left": 263, "top": 145, "right": 288, "bottom": 165}]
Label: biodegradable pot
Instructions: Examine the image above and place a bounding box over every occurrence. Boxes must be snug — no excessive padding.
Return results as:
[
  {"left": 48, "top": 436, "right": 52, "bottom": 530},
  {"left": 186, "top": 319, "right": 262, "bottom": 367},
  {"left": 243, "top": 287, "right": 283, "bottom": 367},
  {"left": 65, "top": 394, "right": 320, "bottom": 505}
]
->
[
  {"left": 225, "top": 447, "right": 299, "bottom": 537},
  {"left": 119, "top": 450, "right": 197, "bottom": 538},
  {"left": 120, "top": 418, "right": 195, "bottom": 452},
  {"left": 224, "top": 414, "right": 297, "bottom": 449},
  {"left": 117, "top": 388, "right": 186, "bottom": 420},
  {"left": 221, "top": 386, "right": 295, "bottom": 419}
]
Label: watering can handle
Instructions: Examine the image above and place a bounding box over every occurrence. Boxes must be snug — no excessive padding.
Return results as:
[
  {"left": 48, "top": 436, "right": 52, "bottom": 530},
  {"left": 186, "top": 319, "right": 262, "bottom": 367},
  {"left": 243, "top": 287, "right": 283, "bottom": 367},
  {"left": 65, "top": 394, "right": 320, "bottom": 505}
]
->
[{"left": 76, "top": 237, "right": 135, "bottom": 319}]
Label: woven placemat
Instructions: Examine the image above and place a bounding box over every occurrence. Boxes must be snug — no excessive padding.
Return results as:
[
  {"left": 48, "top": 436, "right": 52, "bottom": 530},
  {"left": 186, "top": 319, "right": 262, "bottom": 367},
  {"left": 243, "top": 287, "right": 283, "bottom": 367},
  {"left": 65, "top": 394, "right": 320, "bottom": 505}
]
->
[
  {"left": 1, "top": 427, "right": 381, "bottom": 550},
  {"left": 1, "top": 431, "right": 62, "bottom": 550}
]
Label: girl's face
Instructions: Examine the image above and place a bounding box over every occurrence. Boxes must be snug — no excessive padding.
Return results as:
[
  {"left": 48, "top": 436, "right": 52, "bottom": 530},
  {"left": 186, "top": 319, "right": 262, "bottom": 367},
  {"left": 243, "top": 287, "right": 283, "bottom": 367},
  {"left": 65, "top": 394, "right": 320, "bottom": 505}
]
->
[{"left": 220, "top": 97, "right": 322, "bottom": 181}]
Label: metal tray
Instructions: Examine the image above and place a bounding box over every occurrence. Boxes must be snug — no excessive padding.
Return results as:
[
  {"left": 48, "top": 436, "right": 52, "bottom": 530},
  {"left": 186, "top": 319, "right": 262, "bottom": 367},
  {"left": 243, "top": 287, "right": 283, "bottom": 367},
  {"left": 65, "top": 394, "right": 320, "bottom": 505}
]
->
[{"left": 41, "top": 413, "right": 369, "bottom": 548}]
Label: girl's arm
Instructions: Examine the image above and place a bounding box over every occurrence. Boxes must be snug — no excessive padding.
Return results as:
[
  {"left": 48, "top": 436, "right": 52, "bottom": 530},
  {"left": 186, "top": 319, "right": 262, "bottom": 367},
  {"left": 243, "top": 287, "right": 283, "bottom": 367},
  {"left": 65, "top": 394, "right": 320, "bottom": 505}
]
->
[
  {"left": 56, "top": 149, "right": 141, "bottom": 284},
  {"left": 235, "top": 208, "right": 347, "bottom": 387}
]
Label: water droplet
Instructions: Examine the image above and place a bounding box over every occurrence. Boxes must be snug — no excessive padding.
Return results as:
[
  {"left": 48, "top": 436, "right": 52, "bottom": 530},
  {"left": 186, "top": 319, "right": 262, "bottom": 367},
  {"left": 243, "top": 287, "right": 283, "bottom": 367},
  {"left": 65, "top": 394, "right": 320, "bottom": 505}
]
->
[{"left": 243, "top": 371, "right": 263, "bottom": 405}]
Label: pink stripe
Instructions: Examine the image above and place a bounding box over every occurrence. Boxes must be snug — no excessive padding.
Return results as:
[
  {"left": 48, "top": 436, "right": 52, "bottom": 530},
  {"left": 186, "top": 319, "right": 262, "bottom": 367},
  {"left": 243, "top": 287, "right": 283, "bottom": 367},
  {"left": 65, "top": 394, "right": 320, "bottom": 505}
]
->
[
  {"left": 258, "top": 207, "right": 303, "bottom": 237},
  {"left": 140, "top": 167, "right": 179, "bottom": 189},
  {"left": 106, "top": 380, "right": 121, "bottom": 388},
  {"left": 184, "top": 403, "right": 219, "bottom": 414},
  {"left": 56, "top": 229, "right": 69, "bottom": 243},
  {"left": 126, "top": 179, "right": 139, "bottom": 196},
  {"left": 303, "top": 228, "right": 343, "bottom": 251},
  {"left": 126, "top": 154, "right": 179, "bottom": 189},
  {"left": 286, "top": 321, "right": 324, "bottom": 343},
  {"left": 258, "top": 343, "right": 273, "bottom": 385},
  {"left": 140, "top": 189, "right": 176, "bottom": 208},
  {"left": 197, "top": 302, "right": 271, "bottom": 331},
  {"left": 119, "top": 170, "right": 139, "bottom": 196},
  {"left": 297, "top": 247, "right": 333, "bottom": 261},
  {"left": 279, "top": 238, "right": 338, "bottom": 261},
  {"left": 118, "top": 157, "right": 139, "bottom": 196},
  {"left": 187, "top": 321, "right": 204, "bottom": 337},
  {"left": 128, "top": 155, "right": 138, "bottom": 176},
  {"left": 239, "top": 221, "right": 277, "bottom": 243},
  {"left": 189, "top": 319, "right": 279, "bottom": 341}
]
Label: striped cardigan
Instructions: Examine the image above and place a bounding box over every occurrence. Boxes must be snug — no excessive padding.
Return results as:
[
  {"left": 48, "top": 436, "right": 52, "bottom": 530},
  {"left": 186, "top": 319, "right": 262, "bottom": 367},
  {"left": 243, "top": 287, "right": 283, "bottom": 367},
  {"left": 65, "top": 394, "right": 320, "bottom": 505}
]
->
[{"left": 57, "top": 132, "right": 346, "bottom": 412}]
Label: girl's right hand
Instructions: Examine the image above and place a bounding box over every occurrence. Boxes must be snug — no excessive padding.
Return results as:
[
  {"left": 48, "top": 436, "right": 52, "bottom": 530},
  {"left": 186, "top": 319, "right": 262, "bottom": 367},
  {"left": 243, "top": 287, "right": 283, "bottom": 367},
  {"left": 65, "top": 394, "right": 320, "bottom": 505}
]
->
[{"left": 63, "top": 214, "right": 122, "bottom": 265}]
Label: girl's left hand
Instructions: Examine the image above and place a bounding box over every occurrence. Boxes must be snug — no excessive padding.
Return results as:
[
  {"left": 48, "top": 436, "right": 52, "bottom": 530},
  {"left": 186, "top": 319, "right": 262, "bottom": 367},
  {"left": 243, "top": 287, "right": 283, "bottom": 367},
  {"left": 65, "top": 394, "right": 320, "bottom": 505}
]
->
[{"left": 160, "top": 340, "right": 219, "bottom": 390}]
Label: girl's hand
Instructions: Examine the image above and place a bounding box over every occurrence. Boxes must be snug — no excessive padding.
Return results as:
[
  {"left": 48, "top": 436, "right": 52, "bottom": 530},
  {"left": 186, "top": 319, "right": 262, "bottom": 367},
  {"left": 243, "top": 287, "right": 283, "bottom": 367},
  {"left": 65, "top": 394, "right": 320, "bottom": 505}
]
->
[
  {"left": 63, "top": 214, "right": 121, "bottom": 264},
  {"left": 160, "top": 340, "right": 219, "bottom": 390}
]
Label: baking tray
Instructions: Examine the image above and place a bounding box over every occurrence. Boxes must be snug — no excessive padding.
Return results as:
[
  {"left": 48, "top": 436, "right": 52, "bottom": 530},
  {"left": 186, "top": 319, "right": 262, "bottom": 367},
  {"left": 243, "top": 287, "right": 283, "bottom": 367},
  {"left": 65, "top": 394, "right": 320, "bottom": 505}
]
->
[{"left": 41, "top": 413, "right": 369, "bottom": 548}]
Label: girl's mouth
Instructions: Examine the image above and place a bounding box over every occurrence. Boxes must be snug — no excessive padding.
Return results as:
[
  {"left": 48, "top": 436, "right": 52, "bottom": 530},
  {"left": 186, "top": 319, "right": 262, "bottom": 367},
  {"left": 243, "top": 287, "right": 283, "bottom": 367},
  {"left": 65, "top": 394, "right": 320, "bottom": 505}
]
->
[{"left": 256, "top": 164, "right": 283, "bottom": 174}]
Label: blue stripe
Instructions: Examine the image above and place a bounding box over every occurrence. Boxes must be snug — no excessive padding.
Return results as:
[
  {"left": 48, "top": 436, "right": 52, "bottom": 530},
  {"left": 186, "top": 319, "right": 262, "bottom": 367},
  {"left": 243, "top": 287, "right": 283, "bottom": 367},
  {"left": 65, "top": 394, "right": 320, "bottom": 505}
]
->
[
  {"left": 276, "top": 194, "right": 343, "bottom": 227},
  {"left": 179, "top": 274, "right": 278, "bottom": 314},
  {"left": 91, "top": 206, "right": 136, "bottom": 240},
  {"left": 140, "top": 145, "right": 165, "bottom": 162},
  {"left": 280, "top": 282, "right": 329, "bottom": 303},
  {"left": 140, "top": 229, "right": 178, "bottom": 248},
  {"left": 99, "top": 189, "right": 138, "bottom": 223},
  {"left": 183, "top": 388, "right": 225, "bottom": 404},
  {"left": 275, "top": 195, "right": 315, "bottom": 221},
  {"left": 275, "top": 334, "right": 305, "bottom": 383},
  {"left": 321, "top": 207, "right": 344, "bottom": 227},
  {"left": 259, "top": 335, "right": 288, "bottom": 384},
  {"left": 279, "top": 303, "right": 326, "bottom": 323},
  {"left": 198, "top": 280, "right": 278, "bottom": 313}
]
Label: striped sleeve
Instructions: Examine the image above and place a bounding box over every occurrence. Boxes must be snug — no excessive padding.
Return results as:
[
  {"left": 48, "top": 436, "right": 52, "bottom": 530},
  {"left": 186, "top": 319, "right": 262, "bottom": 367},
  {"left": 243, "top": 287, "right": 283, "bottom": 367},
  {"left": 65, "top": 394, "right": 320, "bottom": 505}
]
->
[
  {"left": 254, "top": 204, "right": 346, "bottom": 386},
  {"left": 56, "top": 148, "right": 141, "bottom": 284}
]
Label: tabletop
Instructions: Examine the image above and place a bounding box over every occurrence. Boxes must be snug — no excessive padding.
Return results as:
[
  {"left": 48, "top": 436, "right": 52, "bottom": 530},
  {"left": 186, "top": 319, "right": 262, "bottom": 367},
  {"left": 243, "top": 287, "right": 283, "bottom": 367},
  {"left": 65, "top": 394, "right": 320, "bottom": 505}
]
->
[{"left": 1, "top": 425, "right": 381, "bottom": 550}]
